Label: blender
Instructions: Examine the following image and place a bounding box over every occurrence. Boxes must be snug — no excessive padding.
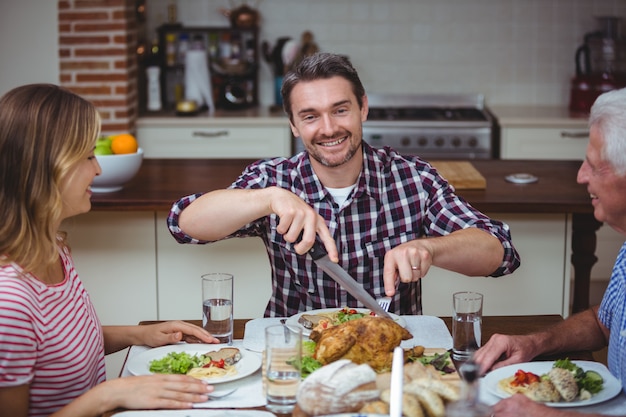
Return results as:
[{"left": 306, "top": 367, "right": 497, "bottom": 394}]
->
[{"left": 569, "top": 16, "right": 626, "bottom": 114}]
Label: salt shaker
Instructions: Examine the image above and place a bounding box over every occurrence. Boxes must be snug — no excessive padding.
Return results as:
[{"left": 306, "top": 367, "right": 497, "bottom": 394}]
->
[{"left": 445, "top": 360, "right": 492, "bottom": 417}]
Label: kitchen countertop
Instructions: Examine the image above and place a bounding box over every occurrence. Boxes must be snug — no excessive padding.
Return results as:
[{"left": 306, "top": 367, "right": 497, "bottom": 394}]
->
[{"left": 90, "top": 158, "right": 592, "bottom": 213}]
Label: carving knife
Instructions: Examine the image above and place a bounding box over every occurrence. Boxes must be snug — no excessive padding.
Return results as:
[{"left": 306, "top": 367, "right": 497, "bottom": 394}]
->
[{"left": 308, "top": 240, "right": 393, "bottom": 319}]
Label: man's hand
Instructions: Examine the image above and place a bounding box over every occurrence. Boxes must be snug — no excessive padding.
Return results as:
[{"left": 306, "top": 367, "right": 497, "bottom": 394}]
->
[
  {"left": 473, "top": 333, "right": 539, "bottom": 375},
  {"left": 269, "top": 188, "right": 339, "bottom": 262},
  {"left": 382, "top": 240, "right": 434, "bottom": 295}
]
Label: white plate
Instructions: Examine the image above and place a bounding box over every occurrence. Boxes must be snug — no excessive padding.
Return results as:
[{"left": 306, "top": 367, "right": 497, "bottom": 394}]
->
[
  {"left": 126, "top": 343, "right": 261, "bottom": 384},
  {"left": 286, "top": 308, "right": 407, "bottom": 336},
  {"left": 483, "top": 360, "right": 622, "bottom": 407}
]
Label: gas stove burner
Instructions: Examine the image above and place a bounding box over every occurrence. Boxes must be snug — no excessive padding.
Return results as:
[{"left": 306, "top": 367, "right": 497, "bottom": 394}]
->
[
  {"left": 367, "top": 107, "right": 489, "bottom": 122},
  {"left": 360, "top": 93, "right": 496, "bottom": 160}
]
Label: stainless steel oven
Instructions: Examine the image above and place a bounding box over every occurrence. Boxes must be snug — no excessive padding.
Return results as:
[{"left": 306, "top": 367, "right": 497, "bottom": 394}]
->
[{"left": 363, "top": 93, "right": 497, "bottom": 159}]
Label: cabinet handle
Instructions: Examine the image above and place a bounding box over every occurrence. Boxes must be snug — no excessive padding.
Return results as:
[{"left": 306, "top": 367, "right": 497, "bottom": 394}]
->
[
  {"left": 560, "top": 131, "right": 589, "bottom": 139},
  {"left": 192, "top": 130, "right": 229, "bottom": 138}
]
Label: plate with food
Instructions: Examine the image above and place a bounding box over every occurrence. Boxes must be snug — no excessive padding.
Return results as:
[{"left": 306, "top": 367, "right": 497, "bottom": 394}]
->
[
  {"left": 483, "top": 359, "right": 621, "bottom": 407},
  {"left": 286, "top": 307, "right": 406, "bottom": 337},
  {"left": 126, "top": 344, "right": 261, "bottom": 384}
]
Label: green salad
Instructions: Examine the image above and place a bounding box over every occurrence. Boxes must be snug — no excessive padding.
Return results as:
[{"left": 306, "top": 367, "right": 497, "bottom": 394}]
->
[{"left": 148, "top": 351, "right": 210, "bottom": 374}]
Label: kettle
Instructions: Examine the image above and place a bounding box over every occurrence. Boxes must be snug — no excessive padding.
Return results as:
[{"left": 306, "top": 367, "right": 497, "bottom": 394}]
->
[{"left": 569, "top": 16, "right": 626, "bottom": 114}]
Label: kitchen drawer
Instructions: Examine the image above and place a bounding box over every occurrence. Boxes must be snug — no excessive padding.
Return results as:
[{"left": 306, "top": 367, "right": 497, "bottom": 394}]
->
[
  {"left": 500, "top": 127, "right": 588, "bottom": 160},
  {"left": 137, "top": 124, "right": 291, "bottom": 158}
]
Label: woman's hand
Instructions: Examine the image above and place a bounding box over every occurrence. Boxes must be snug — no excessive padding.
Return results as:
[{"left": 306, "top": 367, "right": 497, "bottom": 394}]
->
[
  {"left": 139, "top": 320, "right": 221, "bottom": 347},
  {"left": 62, "top": 374, "right": 214, "bottom": 416}
]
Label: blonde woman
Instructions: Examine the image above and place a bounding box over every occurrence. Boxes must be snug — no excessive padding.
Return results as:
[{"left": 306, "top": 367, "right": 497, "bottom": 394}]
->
[{"left": 0, "top": 84, "right": 219, "bottom": 417}]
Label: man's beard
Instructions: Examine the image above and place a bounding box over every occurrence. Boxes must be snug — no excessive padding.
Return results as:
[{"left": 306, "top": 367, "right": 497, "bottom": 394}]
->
[{"left": 307, "top": 133, "right": 362, "bottom": 168}]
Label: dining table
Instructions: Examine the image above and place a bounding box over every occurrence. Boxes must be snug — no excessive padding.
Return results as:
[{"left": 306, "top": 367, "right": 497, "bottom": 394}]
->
[{"left": 103, "top": 315, "right": 625, "bottom": 417}]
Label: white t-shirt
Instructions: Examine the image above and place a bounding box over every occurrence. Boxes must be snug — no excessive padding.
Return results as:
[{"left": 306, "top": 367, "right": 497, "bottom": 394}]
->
[
  {"left": 326, "top": 184, "right": 357, "bottom": 207},
  {"left": 0, "top": 245, "right": 106, "bottom": 416}
]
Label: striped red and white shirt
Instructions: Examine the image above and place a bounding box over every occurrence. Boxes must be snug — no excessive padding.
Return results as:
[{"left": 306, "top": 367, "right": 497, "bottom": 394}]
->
[{"left": 0, "top": 245, "right": 105, "bottom": 416}]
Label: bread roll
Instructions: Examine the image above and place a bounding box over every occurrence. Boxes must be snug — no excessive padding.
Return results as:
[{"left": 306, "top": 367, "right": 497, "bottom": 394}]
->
[{"left": 296, "top": 359, "right": 379, "bottom": 415}]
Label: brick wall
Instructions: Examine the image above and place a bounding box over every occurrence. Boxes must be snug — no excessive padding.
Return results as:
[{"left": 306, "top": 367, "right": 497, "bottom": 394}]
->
[{"left": 58, "top": 0, "right": 139, "bottom": 135}]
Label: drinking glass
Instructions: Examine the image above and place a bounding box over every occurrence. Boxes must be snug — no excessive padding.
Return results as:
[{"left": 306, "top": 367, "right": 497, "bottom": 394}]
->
[
  {"left": 452, "top": 291, "right": 483, "bottom": 361},
  {"left": 264, "top": 324, "right": 302, "bottom": 413},
  {"left": 201, "top": 273, "right": 233, "bottom": 345}
]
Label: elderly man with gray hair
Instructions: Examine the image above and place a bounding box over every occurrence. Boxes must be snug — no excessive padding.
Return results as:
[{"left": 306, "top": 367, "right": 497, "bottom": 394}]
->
[{"left": 474, "top": 87, "right": 626, "bottom": 417}]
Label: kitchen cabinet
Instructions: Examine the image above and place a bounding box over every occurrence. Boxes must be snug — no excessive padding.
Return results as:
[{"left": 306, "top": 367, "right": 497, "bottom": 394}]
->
[
  {"left": 66, "top": 212, "right": 571, "bottom": 323},
  {"left": 136, "top": 114, "right": 291, "bottom": 159},
  {"left": 423, "top": 213, "right": 571, "bottom": 317},
  {"left": 495, "top": 105, "right": 623, "bottom": 286},
  {"left": 500, "top": 126, "right": 589, "bottom": 160},
  {"left": 61, "top": 212, "right": 158, "bottom": 379}
]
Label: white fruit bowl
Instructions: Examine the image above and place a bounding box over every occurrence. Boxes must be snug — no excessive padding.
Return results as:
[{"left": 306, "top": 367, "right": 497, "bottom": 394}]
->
[{"left": 92, "top": 148, "right": 144, "bottom": 193}]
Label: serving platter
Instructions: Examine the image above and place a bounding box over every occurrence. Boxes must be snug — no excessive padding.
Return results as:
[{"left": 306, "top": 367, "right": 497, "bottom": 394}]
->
[
  {"left": 483, "top": 360, "right": 622, "bottom": 407},
  {"left": 286, "top": 308, "right": 406, "bottom": 337},
  {"left": 126, "top": 343, "right": 261, "bottom": 384}
]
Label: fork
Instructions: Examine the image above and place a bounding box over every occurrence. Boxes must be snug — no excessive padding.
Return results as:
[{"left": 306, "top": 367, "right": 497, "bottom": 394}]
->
[
  {"left": 377, "top": 279, "right": 399, "bottom": 312},
  {"left": 207, "top": 388, "right": 238, "bottom": 399}
]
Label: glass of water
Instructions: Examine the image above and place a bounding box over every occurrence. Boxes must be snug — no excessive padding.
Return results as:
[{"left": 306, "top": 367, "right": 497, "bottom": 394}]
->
[
  {"left": 452, "top": 291, "right": 483, "bottom": 361},
  {"left": 201, "top": 273, "right": 233, "bottom": 345},
  {"left": 264, "top": 324, "right": 302, "bottom": 413}
]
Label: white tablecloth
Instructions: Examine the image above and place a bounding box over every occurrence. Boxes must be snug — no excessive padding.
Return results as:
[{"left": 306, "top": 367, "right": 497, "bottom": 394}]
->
[{"left": 121, "top": 316, "right": 626, "bottom": 415}]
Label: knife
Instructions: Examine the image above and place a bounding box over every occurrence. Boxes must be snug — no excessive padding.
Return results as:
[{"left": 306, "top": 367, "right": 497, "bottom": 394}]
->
[{"left": 308, "top": 240, "right": 393, "bottom": 319}]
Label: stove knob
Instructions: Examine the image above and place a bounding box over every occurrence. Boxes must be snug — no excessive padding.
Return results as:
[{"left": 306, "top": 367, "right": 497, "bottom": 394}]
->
[
  {"left": 468, "top": 137, "right": 478, "bottom": 147},
  {"left": 417, "top": 137, "right": 428, "bottom": 146},
  {"left": 435, "top": 137, "right": 445, "bottom": 147},
  {"left": 451, "top": 137, "right": 462, "bottom": 147},
  {"left": 401, "top": 137, "right": 411, "bottom": 147}
]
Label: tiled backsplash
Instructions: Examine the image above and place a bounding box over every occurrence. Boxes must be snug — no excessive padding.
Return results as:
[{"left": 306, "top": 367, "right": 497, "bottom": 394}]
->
[{"left": 145, "top": 0, "right": 625, "bottom": 107}]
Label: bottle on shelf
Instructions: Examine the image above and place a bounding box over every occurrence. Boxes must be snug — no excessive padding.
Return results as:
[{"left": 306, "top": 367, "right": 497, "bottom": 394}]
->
[
  {"left": 165, "top": 33, "right": 177, "bottom": 66},
  {"left": 445, "top": 360, "right": 492, "bottom": 417},
  {"left": 146, "top": 66, "right": 162, "bottom": 111},
  {"left": 177, "top": 33, "right": 189, "bottom": 65}
]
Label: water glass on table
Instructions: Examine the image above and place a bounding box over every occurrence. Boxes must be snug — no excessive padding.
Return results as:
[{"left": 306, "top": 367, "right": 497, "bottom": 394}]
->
[
  {"left": 264, "top": 324, "right": 302, "bottom": 414},
  {"left": 452, "top": 291, "right": 483, "bottom": 361},
  {"left": 201, "top": 273, "right": 234, "bottom": 345}
]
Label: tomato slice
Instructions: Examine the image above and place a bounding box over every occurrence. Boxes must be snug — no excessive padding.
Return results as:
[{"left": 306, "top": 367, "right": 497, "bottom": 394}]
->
[{"left": 510, "top": 369, "right": 541, "bottom": 387}]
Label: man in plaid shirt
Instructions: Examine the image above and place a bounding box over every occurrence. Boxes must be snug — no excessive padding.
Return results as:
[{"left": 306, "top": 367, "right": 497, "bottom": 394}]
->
[{"left": 168, "top": 53, "right": 520, "bottom": 317}]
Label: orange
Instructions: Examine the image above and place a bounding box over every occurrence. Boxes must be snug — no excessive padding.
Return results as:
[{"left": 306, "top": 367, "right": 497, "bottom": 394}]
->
[{"left": 111, "top": 133, "right": 138, "bottom": 154}]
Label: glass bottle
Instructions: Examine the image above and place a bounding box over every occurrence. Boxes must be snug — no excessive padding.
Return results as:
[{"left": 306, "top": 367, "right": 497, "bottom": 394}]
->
[{"left": 445, "top": 360, "right": 492, "bottom": 417}]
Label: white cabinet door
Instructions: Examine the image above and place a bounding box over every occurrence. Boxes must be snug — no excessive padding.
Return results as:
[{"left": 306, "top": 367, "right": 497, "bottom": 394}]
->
[
  {"left": 422, "top": 213, "right": 571, "bottom": 317},
  {"left": 61, "top": 211, "right": 158, "bottom": 379},
  {"left": 137, "top": 124, "right": 291, "bottom": 159},
  {"left": 500, "top": 127, "right": 588, "bottom": 160},
  {"left": 155, "top": 213, "right": 272, "bottom": 321}
]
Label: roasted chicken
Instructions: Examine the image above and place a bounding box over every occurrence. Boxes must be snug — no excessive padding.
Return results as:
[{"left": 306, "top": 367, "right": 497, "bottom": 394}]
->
[{"left": 310, "top": 316, "right": 413, "bottom": 372}]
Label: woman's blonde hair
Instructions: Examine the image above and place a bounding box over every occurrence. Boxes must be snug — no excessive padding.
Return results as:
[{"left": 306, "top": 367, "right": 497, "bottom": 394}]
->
[{"left": 0, "top": 84, "right": 101, "bottom": 274}]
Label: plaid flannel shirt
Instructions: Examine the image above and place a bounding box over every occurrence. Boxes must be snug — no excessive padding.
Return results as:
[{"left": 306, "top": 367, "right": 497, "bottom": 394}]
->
[{"left": 168, "top": 143, "right": 520, "bottom": 317}]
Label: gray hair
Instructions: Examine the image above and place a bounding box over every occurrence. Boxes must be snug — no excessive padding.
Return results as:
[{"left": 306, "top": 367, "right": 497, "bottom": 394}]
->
[{"left": 589, "top": 88, "right": 626, "bottom": 176}]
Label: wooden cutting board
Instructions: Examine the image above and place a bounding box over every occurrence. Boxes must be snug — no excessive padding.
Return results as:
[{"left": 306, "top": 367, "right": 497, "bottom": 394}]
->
[{"left": 430, "top": 160, "right": 487, "bottom": 189}]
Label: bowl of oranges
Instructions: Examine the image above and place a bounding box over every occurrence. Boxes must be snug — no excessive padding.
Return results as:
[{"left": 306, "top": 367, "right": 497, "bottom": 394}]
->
[{"left": 92, "top": 133, "right": 143, "bottom": 193}]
